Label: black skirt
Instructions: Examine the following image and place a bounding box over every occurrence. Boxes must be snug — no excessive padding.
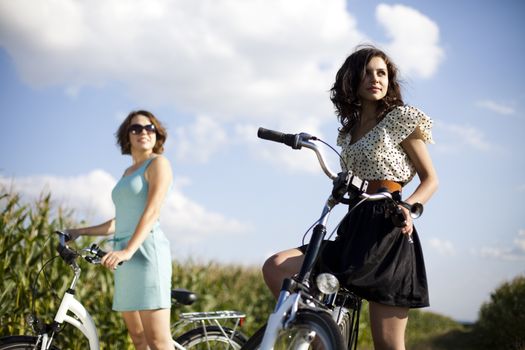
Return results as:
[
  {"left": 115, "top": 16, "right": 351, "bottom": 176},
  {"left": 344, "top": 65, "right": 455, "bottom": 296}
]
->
[{"left": 303, "top": 200, "right": 429, "bottom": 308}]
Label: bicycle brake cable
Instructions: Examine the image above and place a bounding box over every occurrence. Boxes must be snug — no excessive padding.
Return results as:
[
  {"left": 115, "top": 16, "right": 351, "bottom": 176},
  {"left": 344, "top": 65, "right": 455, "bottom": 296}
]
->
[
  {"left": 31, "top": 235, "right": 70, "bottom": 314},
  {"left": 313, "top": 137, "right": 349, "bottom": 172},
  {"left": 315, "top": 195, "right": 370, "bottom": 267},
  {"left": 30, "top": 234, "right": 51, "bottom": 314},
  {"left": 299, "top": 136, "right": 360, "bottom": 264},
  {"left": 301, "top": 220, "right": 319, "bottom": 246}
]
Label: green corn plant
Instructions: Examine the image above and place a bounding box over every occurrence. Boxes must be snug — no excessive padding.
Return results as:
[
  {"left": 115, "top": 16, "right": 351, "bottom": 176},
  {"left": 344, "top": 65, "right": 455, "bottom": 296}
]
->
[{"left": 2, "top": 187, "right": 480, "bottom": 349}]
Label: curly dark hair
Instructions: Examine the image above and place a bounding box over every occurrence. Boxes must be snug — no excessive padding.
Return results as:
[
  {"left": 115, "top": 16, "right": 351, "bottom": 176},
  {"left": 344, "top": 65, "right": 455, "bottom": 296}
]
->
[
  {"left": 330, "top": 45, "right": 404, "bottom": 133},
  {"left": 115, "top": 110, "right": 168, "bottom": 155}
]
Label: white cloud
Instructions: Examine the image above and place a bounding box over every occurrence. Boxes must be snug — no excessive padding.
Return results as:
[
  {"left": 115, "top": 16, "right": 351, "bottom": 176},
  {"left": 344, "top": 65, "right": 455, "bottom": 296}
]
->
[
  {"left": 475, "top": 230, "right": 525, "bottom": 261},
  {"left": 0, "top": 0, "right": 445, "bottom": 171},
  {"left": 435, "top": 120, "right": 492, "bottom": 152},
  {"left": 0, "top": 0, "right": 363, "bottom": 125},
  {"left": 161, "top": 177, "right": 250, "bottom": 244},
  {"left": 0, "top": 1, "right": 445, "bottom": 121},
  {"left": 376, "top": 4, "right": 444, "bottom": 79},
  {"left": 429, "top": 237, "right": 456, "bottom": 256},
  {"left": 174, "top": 115, "right": 229, "bottom": 163},
  {"left": 0, "top": 170, "right": 116, "bottom": 220},
  {"left": 0, "top": 171, "right": 250, "bottom": 249},
  {"left": 475, "top": 100, "right": 516, "bottom": 115},
  {"left": 236, "top": 117, "right": 342, "bottom": 174},
  {"left": 514, "top": 230, "right": 525, "bottom": 252}
]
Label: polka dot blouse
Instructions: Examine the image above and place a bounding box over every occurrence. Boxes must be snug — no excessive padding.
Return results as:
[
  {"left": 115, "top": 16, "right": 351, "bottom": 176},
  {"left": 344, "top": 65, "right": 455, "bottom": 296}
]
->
[{"left": 336, "top": 105, "right": 434, "bottom": 184}]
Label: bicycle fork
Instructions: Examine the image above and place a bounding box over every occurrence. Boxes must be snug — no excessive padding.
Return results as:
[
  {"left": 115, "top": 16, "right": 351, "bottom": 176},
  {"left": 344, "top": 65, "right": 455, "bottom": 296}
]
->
[{"left": 260, "top": 292, "right": 312, "bottom": 350}]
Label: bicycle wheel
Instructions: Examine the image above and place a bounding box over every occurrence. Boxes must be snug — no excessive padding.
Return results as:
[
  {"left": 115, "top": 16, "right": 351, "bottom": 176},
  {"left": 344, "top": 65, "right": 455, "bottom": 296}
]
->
[
  {"left": 334, "top": 310, "right": 352, "bottom": 349},
  {"left": 241, "top": 309, "right": 345, "bottom": 350},
  {"left": 0, "top": 336, "right": 60, "bottom": 350},
  {"left": 175, "top": 325, "right": 247, "bottom": 349}
]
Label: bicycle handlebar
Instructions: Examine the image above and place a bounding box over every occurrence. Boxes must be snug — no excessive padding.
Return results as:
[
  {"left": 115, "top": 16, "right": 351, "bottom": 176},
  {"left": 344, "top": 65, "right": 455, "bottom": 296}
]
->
[
  {"left": 257, "top": 127, "right": 315, "bottom": 149},
  {"left": 257, "top": 126, "right": 423, "bottom": 219},
  {"left": 257, "top": 127, "right": 338, "bottom": 179},
  {"left": 55, "top": 231, "right": 113, "bottom": 266}
]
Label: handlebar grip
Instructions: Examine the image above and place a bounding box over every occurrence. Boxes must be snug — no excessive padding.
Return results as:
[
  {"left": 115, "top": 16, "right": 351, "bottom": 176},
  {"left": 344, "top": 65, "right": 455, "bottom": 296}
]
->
[
  {"left": 257, "top": 127, "right": 301, "bottom": 149},
  {"left": 91, "top": 244, "right": 123, "bottom": 265},
  {"left": 257, "top": 127, "right": 285, "bottom": 142},
  {"left": 391, "top": 206, "right": 407, "bottom": 227}
]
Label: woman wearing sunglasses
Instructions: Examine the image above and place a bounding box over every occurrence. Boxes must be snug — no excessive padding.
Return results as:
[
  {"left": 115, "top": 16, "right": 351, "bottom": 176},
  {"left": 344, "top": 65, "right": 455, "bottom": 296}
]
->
[{"left": 66, "top": 110, "right": 174, "bottom": 350}]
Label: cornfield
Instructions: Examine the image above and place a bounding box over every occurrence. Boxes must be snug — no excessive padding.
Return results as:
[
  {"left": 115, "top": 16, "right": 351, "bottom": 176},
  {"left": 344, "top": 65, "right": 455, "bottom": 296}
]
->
[
  {"left": 0, "top": 188, "right": 277, "bottom": 349},
  {"left": 1, "top": 187, "right": 473, "bottom": 349}
]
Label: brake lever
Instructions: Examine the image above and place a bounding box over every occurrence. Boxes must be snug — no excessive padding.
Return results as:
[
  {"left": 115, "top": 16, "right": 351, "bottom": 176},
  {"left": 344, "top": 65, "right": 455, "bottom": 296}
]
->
[
  {"left": 82, "top": 244, "right": 105, "bottom": 264},
  {"left": 332, "top": 171, "right": 369, "bottom": 204},
  {"left": 84, "top": 244, "right": 123, "bottom": 266},
  {"left": 391, "top": 191, "right": 424, "bottom": 219}
]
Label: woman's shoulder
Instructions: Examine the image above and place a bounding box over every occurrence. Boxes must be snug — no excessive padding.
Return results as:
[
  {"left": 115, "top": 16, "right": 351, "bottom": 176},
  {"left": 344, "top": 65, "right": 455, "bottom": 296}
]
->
[
  {"left": 150, "top": 154, "right": 169, "bottom": 162},
  {"left": 386, "top": 105, "right": 427, "bottom": 119},
  {"left": 148, "top": 154, "right": 171, "bottom": 169},
  {"left": 144, "top": 155, "right": 173, "bottom": 183},
  {"left": 384, "top": 105, "right": 434, "bottom": 143},
  {"left": 384, "top": 105, "right": 431, "bottom": 125}
]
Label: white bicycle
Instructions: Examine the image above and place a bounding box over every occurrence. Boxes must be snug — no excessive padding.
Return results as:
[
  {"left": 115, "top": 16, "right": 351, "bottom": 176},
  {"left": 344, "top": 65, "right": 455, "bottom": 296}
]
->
[{"left": 0, "top": 231, "right": 247, "bottom": 350}]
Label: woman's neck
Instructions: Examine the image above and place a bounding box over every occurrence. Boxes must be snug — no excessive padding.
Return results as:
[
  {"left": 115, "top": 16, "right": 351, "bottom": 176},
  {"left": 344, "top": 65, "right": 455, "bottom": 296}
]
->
[
  {"left": 360, "top": 101, "right": 380, "bottom": 124},
  {"left": 131, "top": 151, "right": 154, "bottom": 165}
]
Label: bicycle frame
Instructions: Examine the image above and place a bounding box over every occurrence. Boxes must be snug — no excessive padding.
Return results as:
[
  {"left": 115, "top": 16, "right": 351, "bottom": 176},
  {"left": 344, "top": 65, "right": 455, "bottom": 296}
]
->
[
  {"left": 29, "top": 251, "right": 100, "bottom": 350},
  {"left": 50, "top": 291, "right": 99, "bottom": 350},
  {"left": 259, "top": 196, "right": 336, "bottom": 350}
]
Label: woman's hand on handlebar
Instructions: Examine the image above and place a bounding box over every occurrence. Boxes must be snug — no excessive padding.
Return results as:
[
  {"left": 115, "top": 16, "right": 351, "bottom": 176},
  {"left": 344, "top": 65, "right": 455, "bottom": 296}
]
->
[
  {"left": 398, "top": 205, "right": 413, "bottom": 236},
  {"left": 100, "top": 249, "right": 132, "bottom": 270}
]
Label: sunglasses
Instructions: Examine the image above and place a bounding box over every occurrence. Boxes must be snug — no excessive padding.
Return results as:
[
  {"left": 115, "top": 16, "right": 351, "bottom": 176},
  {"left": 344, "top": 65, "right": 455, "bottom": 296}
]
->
[{"left": 128, "top": 124, "right": 156, "bottom": 135}]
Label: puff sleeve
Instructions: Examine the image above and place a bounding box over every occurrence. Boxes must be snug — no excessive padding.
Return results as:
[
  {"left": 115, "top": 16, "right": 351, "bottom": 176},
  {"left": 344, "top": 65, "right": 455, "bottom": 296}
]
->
[{"left": 383, "top": 105, "right": 434, "bottom": 145}]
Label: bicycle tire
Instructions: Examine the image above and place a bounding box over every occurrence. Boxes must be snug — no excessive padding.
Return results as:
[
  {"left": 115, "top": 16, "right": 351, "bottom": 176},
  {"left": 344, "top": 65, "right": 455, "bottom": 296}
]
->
[
  {"left": 241, "top": 309, "right": 345, "bottom": 350},
  {"left": 175, "top": 325, "right": 247, "bottom": 349},
  {"left": 0, "top": 336, "right": 60, "bottom": 350}
]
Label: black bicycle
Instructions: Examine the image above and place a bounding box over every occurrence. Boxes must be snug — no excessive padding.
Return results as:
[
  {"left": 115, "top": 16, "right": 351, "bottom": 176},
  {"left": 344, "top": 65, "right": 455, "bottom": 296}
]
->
[{"left": 241, "top": 128, "right": 423, "bottom": 350}]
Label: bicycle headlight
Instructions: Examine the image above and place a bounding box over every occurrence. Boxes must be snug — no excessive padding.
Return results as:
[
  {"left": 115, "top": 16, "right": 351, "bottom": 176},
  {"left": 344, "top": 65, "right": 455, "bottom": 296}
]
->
[{"left": 316, "top": 273, "right": 340, "bottom": 294}]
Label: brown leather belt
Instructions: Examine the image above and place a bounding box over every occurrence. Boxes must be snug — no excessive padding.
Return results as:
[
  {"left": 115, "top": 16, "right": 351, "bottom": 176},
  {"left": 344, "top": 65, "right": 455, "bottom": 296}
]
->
[{"left": 366, "top": 180, "right": 402, "bottom": 194}]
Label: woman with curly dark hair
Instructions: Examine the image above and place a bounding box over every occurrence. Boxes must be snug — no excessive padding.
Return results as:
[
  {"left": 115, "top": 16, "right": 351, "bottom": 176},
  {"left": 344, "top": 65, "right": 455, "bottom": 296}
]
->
[{"left": 262, "top": 45, "right": 438, "bottom": 349}]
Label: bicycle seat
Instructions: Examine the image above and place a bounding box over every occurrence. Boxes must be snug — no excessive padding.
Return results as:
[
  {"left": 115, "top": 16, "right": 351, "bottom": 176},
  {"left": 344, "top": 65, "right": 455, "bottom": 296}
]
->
[{"left": 171, "top": 288, "right": 198, "bottom": 305}]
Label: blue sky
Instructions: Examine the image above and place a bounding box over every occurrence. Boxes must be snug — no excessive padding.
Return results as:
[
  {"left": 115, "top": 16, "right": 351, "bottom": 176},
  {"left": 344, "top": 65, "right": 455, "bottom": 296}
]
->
[{"left": 1, "top": 0, "right": 524, "bottom": 323}]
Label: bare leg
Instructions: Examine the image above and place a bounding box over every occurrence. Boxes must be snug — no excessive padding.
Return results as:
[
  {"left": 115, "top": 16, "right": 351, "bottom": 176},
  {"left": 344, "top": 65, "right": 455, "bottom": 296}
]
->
[
  {"left": 122, "top": 311, "right": 149, "bottom": 350},
  {"left": 139, "top": 308, "right": 175, "bottom": 350},
  {"left": 369, "top": 301, "right": 409, "bottom": 350},
  {"left": 262, "top": 248, "right": 304, "bottom": 298}
]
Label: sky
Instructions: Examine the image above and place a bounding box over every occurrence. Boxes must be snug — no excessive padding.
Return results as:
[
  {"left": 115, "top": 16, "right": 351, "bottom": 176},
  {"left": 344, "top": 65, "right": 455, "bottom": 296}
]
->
[{"left": 1, "top": 0, "right": 524, "bottom": 323}]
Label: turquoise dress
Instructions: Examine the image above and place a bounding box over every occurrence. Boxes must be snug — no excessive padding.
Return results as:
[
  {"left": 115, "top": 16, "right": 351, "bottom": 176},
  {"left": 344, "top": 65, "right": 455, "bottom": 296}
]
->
[{"left": 110, "top": 158, "right": 172, "bottom": 311}]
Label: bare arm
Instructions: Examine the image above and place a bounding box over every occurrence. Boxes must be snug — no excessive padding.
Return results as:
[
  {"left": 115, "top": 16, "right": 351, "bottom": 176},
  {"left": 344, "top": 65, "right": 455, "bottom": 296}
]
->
[
  {"left": 67, "top": 218, "right": 115, "bottom": 238},
  {"left": 399, "top": 133, "right": 439, "bottom": 235},
  {"left": 102, "top": 156, "right": 172, "bottom": 269}
]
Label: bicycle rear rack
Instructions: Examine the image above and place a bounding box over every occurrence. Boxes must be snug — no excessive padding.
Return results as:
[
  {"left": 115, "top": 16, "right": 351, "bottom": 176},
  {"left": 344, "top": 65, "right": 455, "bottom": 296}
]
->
[{"left": 179, "top": 310, "right": 245, "bottom": 321}]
